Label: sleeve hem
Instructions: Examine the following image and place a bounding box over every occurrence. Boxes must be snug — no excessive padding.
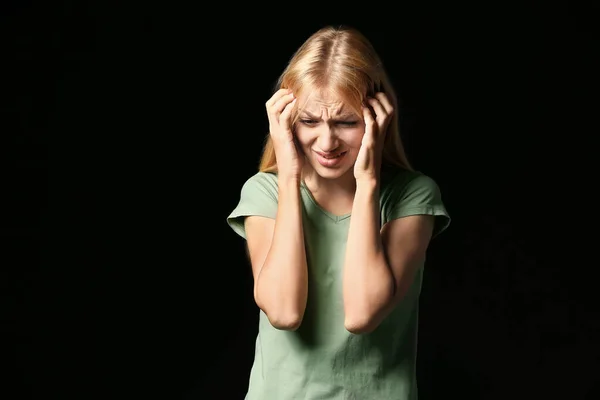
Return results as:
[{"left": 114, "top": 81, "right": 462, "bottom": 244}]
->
[{"left": 385, "top": 205, "right": 451, "bottom": 238}]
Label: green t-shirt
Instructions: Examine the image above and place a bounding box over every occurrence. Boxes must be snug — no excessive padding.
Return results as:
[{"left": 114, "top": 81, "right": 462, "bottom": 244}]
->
[{"left": 227, "top": 166, "right": 450, "bottom": 400}]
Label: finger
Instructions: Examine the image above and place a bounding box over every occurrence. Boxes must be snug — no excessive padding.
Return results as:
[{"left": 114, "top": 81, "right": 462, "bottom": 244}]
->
[
  {"left": 272, "top": 93, "right": 296, "bottom": 117},
  {"left": 266, "top": 88, "right": 293, "bottom": 110},
  {"left": 279, "top": 98, "right": 297, "bottom": 132},
  {"left": 266, "top": 92, "right": 294, "bottom": 127},
  {"left": 361, "top": 106, "right": 377, "bottom": 146},
  {"left": 367, "top": 96, "right": 392, "bottom": 138},
  {"left": 362, "top": 104, "right": 376, "bottom": 125},
  {"left": 374, "top": 92, "right": 394, "bottom": 115},
  {"left": 367, "top": 96, "right": 390, "bottom": 124}
]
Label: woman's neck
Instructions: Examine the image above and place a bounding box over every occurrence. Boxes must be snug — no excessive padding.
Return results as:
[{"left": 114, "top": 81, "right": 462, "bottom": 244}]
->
[{"left": 302, "top": 169, "right": 356, "bottom": 215}]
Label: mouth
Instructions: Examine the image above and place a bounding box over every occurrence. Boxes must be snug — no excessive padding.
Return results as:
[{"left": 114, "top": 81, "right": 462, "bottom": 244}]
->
[
  {"left": 314, "top": 150, "right": 348, "bottom": 167},
  {"left": 315, "top": 151, "right": 346, "bottom": 159}
]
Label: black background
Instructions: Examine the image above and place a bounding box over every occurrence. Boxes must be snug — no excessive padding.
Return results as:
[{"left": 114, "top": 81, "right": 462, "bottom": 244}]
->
[{"left": 3, "top": 1, "right": 598, "bottom": 399}]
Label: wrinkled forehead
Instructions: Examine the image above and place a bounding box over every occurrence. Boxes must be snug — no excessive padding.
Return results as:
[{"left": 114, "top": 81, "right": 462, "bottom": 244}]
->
[{"left": 297, "top": 89, "right": 355, "bottom": 117}]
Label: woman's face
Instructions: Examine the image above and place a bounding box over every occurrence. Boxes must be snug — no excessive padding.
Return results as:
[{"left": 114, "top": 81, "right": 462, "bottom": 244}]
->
[{"left": 294, "top": 91, "right": 365, "bottom": 181}]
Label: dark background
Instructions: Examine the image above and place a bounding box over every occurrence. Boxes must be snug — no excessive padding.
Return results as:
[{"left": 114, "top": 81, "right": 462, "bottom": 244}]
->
[{"left": 3, "top": 1, "right": 598, "bottom": 399}]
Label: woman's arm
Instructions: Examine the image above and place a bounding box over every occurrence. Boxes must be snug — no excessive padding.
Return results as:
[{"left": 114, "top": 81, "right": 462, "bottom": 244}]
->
[
  {"left": 244, "top": 178, "right": 308, "bottom": 331},
  {"left": 343, "top": 180, "right": 434, "bottom": 334}
]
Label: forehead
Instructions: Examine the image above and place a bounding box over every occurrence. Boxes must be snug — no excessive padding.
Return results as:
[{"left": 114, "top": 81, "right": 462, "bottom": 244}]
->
[{"left": 299, "top": 90, "right": 351, "bottom": 115}]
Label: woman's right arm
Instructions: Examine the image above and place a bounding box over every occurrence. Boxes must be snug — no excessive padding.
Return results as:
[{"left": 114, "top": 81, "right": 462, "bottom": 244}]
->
[
  {"left": 244, "top": 177, "right": 307, "bottom": 331},
  {"left": 243, "top": 88, "right": 307, "bottom": 331}
]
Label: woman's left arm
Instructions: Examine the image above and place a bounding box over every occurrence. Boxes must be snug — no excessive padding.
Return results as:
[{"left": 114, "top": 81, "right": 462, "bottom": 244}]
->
[
  {"left": 342, "top": 183, "right": 434, "bottom": 334},
  {"left": 343, "top": 92, "right": 435, "bottom": 334}
]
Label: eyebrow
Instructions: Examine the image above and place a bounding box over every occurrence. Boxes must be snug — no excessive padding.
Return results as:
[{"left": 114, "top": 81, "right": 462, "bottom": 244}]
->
[{"left": 300, "top": 112, "right": 356, "bottom": 120}]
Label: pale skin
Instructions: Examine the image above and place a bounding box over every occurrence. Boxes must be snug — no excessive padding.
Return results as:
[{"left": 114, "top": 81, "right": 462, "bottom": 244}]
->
[{"left": 245, "top": 88, "right": 435, "bottom": 333}]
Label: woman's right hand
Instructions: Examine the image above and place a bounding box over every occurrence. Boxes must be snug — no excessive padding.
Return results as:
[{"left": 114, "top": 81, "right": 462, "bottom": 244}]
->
[{"left": 265, "top": 88, "right": 303, "bottom": 181}]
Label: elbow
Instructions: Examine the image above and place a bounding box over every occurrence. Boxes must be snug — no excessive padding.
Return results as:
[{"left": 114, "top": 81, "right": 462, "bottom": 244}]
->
[
  {"left": 344, "top": 315, "right": 378, "bottom": 334},
  {"left": 254, "top": 296, "right": 304, "bottom": 331},
  {"left": 344, "top": 295, "right": 392, "bottom": 334},
  {"left": 254, "top": 295, "right": 305, "bottom": 331},
  {"left": 268, "top": 313, "right": 303, "bottom": 331},
  {"left": 344, "top": 289, "right": 394, "bottom": 334}
]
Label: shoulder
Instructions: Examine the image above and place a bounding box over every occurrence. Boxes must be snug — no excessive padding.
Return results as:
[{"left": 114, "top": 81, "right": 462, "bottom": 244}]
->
[
  {"left": 239, "top": 171, "right": 279, "bottom": 200},
  {"left": 242, "top": 171, "right": 278, "bottom": 187},
  {"left": 380, "top": 165, "right": 441, "bottom": 200},
  {"left": 379, "top": 164, "right": 450, "bottom": 237},
  {"left": 227, "top": 172, "right": 279, "bottom": 239}
]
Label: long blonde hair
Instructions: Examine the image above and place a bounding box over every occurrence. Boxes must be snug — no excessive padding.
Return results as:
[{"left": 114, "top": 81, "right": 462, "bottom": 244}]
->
[{"left": 258, "top": 25, "right": 413, "bottom": 173}]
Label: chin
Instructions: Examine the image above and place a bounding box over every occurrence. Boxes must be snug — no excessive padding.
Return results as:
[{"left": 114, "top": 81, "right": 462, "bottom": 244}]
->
[
  {"left": 315, "top": 169, "right": 348, "bottom": 180},
  {"left": 309, "top": 161, "right": 353, "bottom": 180}
]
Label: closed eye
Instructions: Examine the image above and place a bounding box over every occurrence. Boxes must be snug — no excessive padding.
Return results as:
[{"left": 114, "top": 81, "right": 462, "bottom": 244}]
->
[{"left": 299, "top": 119, "right": 358, "bottom": 126}]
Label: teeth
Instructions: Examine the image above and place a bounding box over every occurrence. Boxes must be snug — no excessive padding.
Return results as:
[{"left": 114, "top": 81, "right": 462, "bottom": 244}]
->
[{"left": 323, "top": 153, "right": 343, "bottom": 159}]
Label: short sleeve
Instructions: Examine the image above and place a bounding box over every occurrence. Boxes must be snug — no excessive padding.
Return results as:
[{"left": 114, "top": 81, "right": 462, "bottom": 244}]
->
[
  {"left": 384, "top": 172, "right": 451, "bottom": 239},
  {"left": 226, "top": 172, "right": 279, "bottom": 239}
]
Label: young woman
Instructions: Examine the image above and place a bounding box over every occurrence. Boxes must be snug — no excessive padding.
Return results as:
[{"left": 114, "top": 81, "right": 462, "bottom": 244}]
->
[{"left": 227, "top": 24, "right": 450, "bottom": 400}]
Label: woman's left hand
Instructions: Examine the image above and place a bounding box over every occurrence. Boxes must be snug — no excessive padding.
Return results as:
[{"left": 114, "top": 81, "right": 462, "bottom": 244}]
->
[{"left": 354, "top": 92, "right": 394, "bottom": 184}]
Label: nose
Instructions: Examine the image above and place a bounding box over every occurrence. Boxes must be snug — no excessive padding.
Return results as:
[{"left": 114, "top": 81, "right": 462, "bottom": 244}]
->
[{"left": 316, "top": 126, "right": 340, "bottom": 152}]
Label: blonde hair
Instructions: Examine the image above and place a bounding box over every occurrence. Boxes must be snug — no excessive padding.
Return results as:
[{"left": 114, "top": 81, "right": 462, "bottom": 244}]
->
[{"left": 258, "top": 25, "right": 413, "bottom": 173}]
